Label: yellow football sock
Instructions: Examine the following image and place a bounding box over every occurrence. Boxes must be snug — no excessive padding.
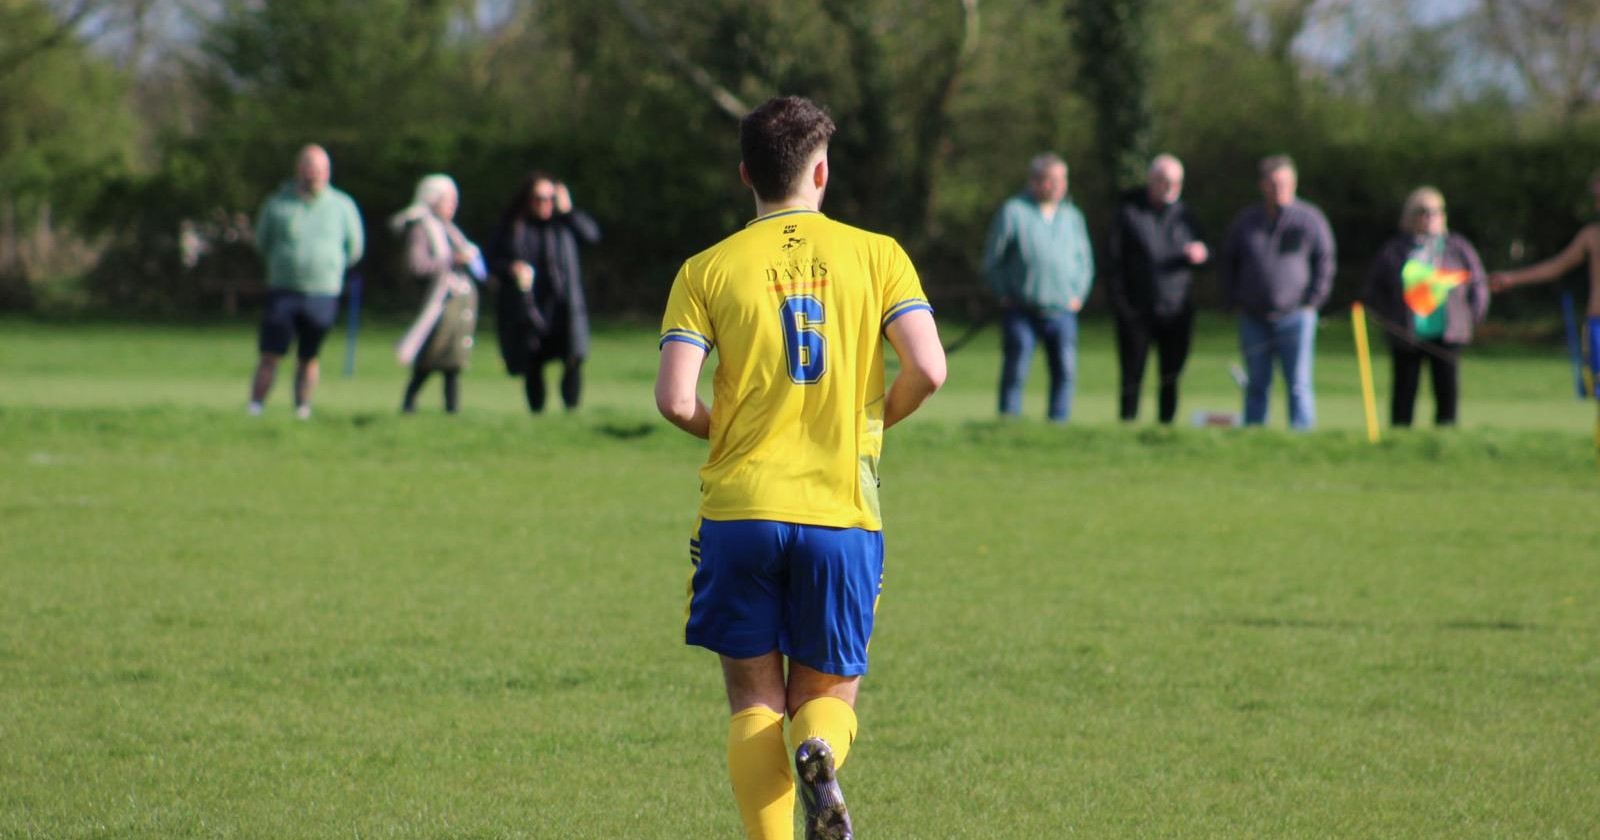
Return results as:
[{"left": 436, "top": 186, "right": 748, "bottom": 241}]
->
[
  {"left": 727, "top": 705, "right": 795, "bottom": 840},
  {"left": 788, "top": 696, "right": 858, "bottom": 770}
]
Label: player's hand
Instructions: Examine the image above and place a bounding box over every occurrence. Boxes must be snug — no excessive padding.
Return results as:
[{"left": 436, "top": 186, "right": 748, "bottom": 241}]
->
[
  {"left": 1184, "top": 242, "right": 1209, "bottom": 265},
  {"left": 453, "top": 246, "right": 477, "bottom": 267},
  {"left": 555, "top": 183, "right": 572, "bottom": 215},
  {"left": 1488, "top": 272, "right": 1515, "bottom": 293},
  {"left": 1068, "top": 297, "right": 1082, "bottom": 312},
  {"left": 512, "top": 261, "right": 534, "bottom": 292}
]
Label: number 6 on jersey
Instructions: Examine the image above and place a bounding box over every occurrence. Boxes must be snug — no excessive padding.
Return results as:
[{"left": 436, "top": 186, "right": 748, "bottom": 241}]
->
[{"left": 780, "top": 295, "right": 827, "bottom": 384}]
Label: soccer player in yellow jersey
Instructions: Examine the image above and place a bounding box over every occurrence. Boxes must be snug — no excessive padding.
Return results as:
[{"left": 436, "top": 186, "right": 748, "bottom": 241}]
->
[{"left": 655, "top": 96, "right": 946, "bottom": 840}]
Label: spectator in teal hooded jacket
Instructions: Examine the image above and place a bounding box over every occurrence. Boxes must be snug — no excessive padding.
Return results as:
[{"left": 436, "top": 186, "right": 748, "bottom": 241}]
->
[{"left": 982, "top": 152, "right": 1094, "bottom": 421}]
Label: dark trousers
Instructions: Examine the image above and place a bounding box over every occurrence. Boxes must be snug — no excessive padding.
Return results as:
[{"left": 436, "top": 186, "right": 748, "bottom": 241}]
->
[
  {"left": 1115, "top": 309, "right": 1194, "bottom": 423},
  {"left": 403, "top": 368, "right": 461, "bottom": 413},
  {"left": 524, "top": 354, "right": 582, "bottom": 412},
  {"left": 1390, "top": 339, "right": 1459, "bottom": 426}
]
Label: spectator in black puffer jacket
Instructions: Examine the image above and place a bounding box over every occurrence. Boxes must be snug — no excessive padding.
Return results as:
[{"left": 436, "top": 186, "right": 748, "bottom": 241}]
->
[{"left": 1105, "top": 154, "right": 1210, "bottom": 424}]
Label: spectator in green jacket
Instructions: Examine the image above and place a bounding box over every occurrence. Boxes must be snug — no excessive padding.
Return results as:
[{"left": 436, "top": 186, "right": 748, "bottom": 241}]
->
[
  {"left": 982, "top": 152, "right": 1094, "bottom": 421},
  {"left": 248, "top": 144, "right": 365, "bottom": 420}
]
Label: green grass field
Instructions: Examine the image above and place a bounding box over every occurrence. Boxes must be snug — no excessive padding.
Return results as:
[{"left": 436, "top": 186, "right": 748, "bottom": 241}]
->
[{"left": 3, "top": 315, "right": 1598, "bottom": 838}]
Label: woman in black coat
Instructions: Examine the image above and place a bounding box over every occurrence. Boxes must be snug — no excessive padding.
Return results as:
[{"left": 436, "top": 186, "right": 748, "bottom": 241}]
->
[{"left": 488, "top": 172, "right": 602, "bottom": 412}]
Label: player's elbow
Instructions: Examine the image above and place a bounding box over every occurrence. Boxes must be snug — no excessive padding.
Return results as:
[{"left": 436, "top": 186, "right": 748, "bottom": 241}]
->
[
  {"left": 655, "top": 386, "right": 698, "bottom": 426},
  {"left": 906, "top": 354, "right": 947, "bottom": 397}
]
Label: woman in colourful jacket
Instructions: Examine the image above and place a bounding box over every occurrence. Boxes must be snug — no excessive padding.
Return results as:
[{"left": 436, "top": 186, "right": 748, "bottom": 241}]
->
[{"left": 1361, "top": 187, "right": 1489, "bottom": 427}]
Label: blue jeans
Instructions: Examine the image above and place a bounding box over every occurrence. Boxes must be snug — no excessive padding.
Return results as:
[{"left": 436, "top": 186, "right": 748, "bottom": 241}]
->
[
  {"left": 999, "top": 308, "right": 1077, "bottom": 421},
  {"left": 1239, "top": 309, "right": 1317, "bottom": 430}
]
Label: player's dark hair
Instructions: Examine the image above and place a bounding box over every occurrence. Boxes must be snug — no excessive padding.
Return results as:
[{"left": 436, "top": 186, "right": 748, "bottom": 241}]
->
[{"left": 740, "top": 97, "right": 836, "bottom": 203}]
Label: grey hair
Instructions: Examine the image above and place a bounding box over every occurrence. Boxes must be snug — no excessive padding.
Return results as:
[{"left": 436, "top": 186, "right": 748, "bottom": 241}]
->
[
  {"left": 1029, "top": 152, "right": 1067, "bottom": 179},
  {"left": 1148, "top": 153, "right": 1184, "bottom": 178},
  {"left": 1400, "top": 186, "right": 1446, "bottom": 232},
  {"left": 1258, "top": 154, "right": 1296, "bottom": 179},
  {"left": 389, "top": 173, "right": 459, "bottom": 232}
]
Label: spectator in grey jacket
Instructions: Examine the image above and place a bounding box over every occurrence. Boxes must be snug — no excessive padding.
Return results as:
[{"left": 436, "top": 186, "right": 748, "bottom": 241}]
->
[
  {"left": 982, "top": 152, "right": 1094, "bottom": 422},
  {"left": 1221, "top": 155, "right": 1336, "bottom": 430},
  {"left": 1361, "top": 187, "right": 1488, "bottom": 427},
  {"left": 1106, "top": 154, "right": 1209, "bottom": 424}
]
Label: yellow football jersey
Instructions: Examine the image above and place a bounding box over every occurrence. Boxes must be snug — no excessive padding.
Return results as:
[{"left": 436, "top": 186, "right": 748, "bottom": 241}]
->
[{"left": 660, "top": 208, "right": 932, "bottom": 531}]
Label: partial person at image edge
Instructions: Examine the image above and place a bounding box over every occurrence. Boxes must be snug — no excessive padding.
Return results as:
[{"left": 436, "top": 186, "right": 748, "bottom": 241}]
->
[{"left": 1490, "top": 168, "right": 1600, "bottom": 405}]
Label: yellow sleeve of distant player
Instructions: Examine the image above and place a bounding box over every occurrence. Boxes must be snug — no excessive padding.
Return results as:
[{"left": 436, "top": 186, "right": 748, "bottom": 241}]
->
[
  {"left": 878, "top": 239, "right": 933, "bottom": 328},
  {"left": 660, "top": 262, "right": 715, "bottom": 351}
]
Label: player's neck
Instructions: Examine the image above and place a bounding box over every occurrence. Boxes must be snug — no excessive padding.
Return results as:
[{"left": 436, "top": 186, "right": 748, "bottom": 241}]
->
[{"left": 754, "top": 196, "right": 820, "bottom": 218}]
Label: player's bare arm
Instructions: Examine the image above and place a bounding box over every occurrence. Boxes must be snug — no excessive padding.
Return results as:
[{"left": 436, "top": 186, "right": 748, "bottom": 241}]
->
[
  {"left": 1491, "top": 223, "right": 1600, "bottom": 293},
  {"left": 883, "top": 309, "right": 947, "bottom": 429},
  {"left": 655, "top": 341, "right": 712, "bottom": 439}
]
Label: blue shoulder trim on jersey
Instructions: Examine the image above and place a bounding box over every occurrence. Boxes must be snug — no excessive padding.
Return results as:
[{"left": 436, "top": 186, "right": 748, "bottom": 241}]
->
[
  {"left": 882, "top": 300, "right": 934, "bottom": 328},
  {"left": 660, "top": 329, "right": 712, "bottom": 351}
]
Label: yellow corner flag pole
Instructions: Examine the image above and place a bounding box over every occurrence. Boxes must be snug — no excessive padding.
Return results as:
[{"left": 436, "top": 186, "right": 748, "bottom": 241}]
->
[{"left": 1351, "top": 303, "right": 1380, "bottom": 444}]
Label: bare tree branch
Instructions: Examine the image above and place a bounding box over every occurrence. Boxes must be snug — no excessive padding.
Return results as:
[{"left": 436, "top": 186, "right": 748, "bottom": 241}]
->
[
  {"left": 0, "top": 0, "right": 106, "bottom": 81},
  {"left": 608, "top": 0, "right": 748, "bottom": 121},
  {"left": 1479, "top": 0, "right": 1600, "bottom": 121},
  {"left": 913, "top": 0, "right": 980, "bottom": 231}
]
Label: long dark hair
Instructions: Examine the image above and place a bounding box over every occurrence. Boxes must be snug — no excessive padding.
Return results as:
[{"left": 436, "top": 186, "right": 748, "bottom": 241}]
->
[{"left": 498, "top": 170, "right": 557, "bottom": 228}]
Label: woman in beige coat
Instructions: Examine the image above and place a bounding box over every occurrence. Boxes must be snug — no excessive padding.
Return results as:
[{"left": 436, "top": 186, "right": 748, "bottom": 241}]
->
[{"left": 393, "top": 174, "right": 483, "bottom": 414}]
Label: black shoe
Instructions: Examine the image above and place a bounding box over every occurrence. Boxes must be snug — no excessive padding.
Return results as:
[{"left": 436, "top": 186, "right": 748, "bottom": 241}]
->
[{"left": 795, "top": 738, "right": 853, "bottom": 840}]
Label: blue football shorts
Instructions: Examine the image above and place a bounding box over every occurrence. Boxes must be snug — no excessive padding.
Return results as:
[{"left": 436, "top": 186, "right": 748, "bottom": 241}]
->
[
  {"left": 258, "top": 290, "right": 339, "bottom": 360},
  {"left": 685, "top": 518, "right": 885, "bottom": 677},
  {"left": 1587, "top": 316, "right": 1599, "bottom": 386}
]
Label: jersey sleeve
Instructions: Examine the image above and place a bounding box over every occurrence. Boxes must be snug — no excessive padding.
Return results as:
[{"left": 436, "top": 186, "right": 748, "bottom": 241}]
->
[
  {"left": 659, "top": 262, "right": 715, "bottom": 351},
  {"left": 879, "top": 239, "right": 933, "bottom": 329}
]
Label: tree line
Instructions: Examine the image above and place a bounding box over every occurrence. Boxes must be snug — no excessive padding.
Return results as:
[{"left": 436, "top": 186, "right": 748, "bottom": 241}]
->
[{"left": 2, "top": 0, "right": 1597, "bottom": 317}]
